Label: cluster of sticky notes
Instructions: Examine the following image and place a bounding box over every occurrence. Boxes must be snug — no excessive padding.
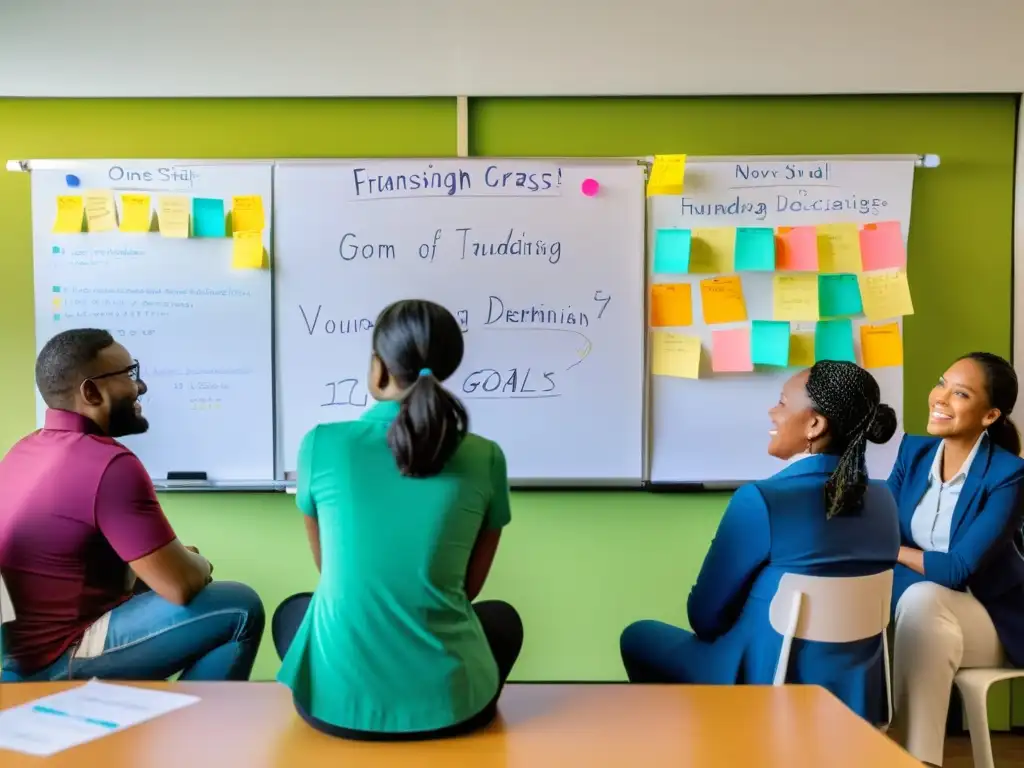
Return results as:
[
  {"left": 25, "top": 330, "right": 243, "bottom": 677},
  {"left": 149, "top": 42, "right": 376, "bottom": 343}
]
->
[
  {"left": 653, "top": 220, "right": 907, "bottom": 275},
  {"left": 650, "top": 319, "right": 903, "bottom": 380},
  {"left": 51, "top": 192, "right": 267, "bottom": 270}
]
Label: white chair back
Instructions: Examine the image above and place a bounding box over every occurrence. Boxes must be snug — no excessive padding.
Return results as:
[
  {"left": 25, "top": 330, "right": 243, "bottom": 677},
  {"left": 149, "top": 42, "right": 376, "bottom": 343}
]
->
[
  {"left": 0, "top": 572, "right": 13, "bottom": 626},
  {"left": 768, "top": 570, "right": 893, "bottom": 726}
]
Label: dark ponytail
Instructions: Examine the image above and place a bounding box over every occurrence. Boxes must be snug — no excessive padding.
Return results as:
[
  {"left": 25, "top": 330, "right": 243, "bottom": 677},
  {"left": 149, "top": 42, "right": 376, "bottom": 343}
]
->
[
  {"left": 372, "top": 300, "right": 469, "bottom": 477},
  {"left": 960, "top": 352, "right": 1021, "bottom": 456}
]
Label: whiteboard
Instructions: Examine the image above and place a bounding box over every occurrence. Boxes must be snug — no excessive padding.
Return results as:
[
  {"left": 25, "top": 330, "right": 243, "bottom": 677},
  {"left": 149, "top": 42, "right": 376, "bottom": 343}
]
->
[
  {"left": 648, "top": 157, "right": 917, "bottom": 484},
  {"left": 274, "top": 159, "right": 646, "bottom": 484},
  {"left": 31, "top": 161, "right": 275, "bottom": 483}
]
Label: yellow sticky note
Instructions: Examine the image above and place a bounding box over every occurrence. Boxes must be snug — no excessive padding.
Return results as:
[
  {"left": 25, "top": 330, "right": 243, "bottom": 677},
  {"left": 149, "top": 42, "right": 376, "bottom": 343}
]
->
[
  {"left": 53, "top": 196, "right": 84, "bottom": 233},
  {"left": 651, "top": 331, "right": 701, "bottom": 379},
  {"left": 650, "top": 284, "right": 693, "bottom": 327},
  {"left": 817, "top": 223, "right": 863, "bottom": 273},
  {"left": 773, "top": 274, "right": 820, "bottom": 321},
  {"left": 690, "top": 228, "right": 736, "bottom": 273},
  {"left": 52, "top": 297, "right": 62, "bottom": 309},
  {"left": 232, "top": 195, "right": 265, "bottom": 233},
  {"left": 84, "top": 191, "right": 117, "bottom": 233},
  {"left": 119, "top": 194, "right": 152, "bottom": 233},
  {"left": 789, "top": 332, "right": 815, "bottom": 367},
  {"left": 861, "top": 323, "right": 904, "bottom": 368},
  {"left": 157, "top": 195, "right": 190, "bottom": 238},
  {"left": 646, "top": 154, "right": 686, "bottom": 197},
  {"left": 700, "top": 276, "right": 747, "bottom": 324},
  {"left": 232, "top": 230, "right": 265, "bottom": 269},
  {"left": 858, "top": 271, "right": 915, "bottom": 320}
]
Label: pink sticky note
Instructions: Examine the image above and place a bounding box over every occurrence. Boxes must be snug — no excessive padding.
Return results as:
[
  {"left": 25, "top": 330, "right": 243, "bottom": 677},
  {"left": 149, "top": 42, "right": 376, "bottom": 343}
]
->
[
  {"left": 581, "top": 178, "right": 600, "bottom": 197},
  {"left": 711, "top": 327, "right": 754, "bottom": 373},
  {"left": 775, "top": 226, "right": 819, "bottom": 271},
  {"left": 859, "top": 221, "right": 906, "bottom": 271}
]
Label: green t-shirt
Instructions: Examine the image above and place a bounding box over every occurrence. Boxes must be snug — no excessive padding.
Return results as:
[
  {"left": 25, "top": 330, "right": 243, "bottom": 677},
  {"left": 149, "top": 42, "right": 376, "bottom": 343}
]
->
[{"left": 276, "top": 400, "right": 512, "bottom": 733}]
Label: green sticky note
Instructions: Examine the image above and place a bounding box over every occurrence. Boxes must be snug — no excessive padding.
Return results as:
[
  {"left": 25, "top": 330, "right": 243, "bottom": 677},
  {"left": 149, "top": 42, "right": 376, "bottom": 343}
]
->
[
  {"left": 815, "top": 319, "right": 856, "bottom": 363},
  {"left": 751, "top": 320, "right": 791, "bottom": 366},
  {"left": 734, "top": 227, "right": 776, "bottom": 271},
  {"left": 653, "top": 229, "right": 692, "bottom": 274},
  {"left": 819, "top": 274, "right": 863, "bottom": 317},
  {"left": 192, "top": 198, "right": 225, "bottom": 237}
]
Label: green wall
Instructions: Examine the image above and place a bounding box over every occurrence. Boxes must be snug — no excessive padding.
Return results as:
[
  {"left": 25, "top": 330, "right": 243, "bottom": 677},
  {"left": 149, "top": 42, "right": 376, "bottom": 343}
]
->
[{"left": 0, "top": 98, "right": 1017, "bottom": 717}]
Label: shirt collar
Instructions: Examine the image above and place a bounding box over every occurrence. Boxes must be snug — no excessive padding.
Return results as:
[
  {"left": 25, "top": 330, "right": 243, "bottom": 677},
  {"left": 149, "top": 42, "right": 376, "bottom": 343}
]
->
[
  {"left": 931, "top": 432, "right": 986, "bottom": 486},
  {"left": 360, "top": 399, "right": 401, "bottom": 423},
  {"left": 43, "top": 408, "right": 105, "bottom": 435}
]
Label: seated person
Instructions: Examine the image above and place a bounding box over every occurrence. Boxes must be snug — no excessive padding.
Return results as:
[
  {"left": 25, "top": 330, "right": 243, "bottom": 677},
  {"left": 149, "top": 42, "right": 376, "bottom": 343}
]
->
[
  {"left": 274, "top": 299, "right": 523, "bottom": 741},
  {"left": 621, "top": 361, "right": 899, "bottom": 724},
  {"left": 0, "top": 329, "right": 264, "bottom": 681},
  {"left": 888, "top": 353, "right": 1024, "bottom": 768}
]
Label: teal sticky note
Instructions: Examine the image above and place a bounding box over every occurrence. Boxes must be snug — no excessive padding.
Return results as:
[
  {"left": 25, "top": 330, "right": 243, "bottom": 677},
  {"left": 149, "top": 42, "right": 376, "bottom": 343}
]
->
[
  {"left": 751, "top": 320, "right": 790, "bottom": 366},
  {"left": 734, "top": 227, "right": 776, "bottom": 271},
  {"left": 192, "top": 198, "right": 225, "bottom": 237},
  {"left": 819, "top": 274, "right": 863, "bottom": 317},
  {"left": 815, "top": 319, "right": 856, "bottom": 363},
  {"left": 653, "top": 229, "right": 692, "bottom": 274}
]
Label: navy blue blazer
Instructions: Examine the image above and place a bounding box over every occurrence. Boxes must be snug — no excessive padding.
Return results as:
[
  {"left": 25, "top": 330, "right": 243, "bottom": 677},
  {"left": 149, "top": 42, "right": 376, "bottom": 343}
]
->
[
  {"left": 686, "top": 454, "right": 899, "bottom": 723},
  {"left": 888, "top": 434, "right": 1024, "bottom": 666}
]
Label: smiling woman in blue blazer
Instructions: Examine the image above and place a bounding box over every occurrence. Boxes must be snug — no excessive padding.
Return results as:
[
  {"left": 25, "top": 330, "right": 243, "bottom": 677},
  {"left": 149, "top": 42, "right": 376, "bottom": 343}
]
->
[
  {"left": 621, "top": 361, "right": 900, "bottom": 724},
  {"left": 887, "top": 352, "right": 1024, "bottom": 768}
]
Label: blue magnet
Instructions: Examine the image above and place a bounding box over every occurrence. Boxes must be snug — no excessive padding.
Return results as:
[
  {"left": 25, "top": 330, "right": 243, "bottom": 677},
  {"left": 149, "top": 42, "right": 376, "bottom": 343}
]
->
[{"left": 66, "top": 174, "right": 81, "bottom": 188}]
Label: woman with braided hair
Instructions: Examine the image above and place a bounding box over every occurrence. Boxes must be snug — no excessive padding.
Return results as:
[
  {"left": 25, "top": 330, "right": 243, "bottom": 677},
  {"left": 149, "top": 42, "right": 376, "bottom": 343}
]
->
[
  {"left": 887, "top": 352, "right": 1024, "bottom": 767},
  {"left": 621, "top": 360, "right": 899, "bottom": 724}
]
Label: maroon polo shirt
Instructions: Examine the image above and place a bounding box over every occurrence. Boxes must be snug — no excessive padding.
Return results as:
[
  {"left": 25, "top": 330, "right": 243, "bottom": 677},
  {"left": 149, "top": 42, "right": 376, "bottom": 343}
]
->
[{"left": 0, "top": 409, "right": 175, "bottom": 673}]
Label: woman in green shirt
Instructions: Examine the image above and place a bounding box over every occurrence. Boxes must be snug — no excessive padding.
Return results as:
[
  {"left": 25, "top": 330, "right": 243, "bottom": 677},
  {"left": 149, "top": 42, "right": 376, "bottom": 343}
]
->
[{"left": 274, "top": 299, "right": 522, "bottom": 740}]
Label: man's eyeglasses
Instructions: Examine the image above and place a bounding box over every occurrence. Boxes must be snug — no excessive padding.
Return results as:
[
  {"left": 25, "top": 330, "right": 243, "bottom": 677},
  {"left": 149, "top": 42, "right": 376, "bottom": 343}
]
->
[{"left": 88, "top": 360, "right": 141, "bottom": 383}]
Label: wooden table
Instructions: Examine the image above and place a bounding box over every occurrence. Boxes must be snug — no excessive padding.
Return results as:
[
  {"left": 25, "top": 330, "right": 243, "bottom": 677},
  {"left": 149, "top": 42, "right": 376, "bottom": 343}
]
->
[{"left": 0, "top": 682, "right": 921, "bottom": 767}]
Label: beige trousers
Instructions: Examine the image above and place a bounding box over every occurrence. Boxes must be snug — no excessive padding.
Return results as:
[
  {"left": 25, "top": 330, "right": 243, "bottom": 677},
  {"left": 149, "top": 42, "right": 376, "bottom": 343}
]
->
[{"left": 891, "top": 581, "right": 1004, "bottom": 767}]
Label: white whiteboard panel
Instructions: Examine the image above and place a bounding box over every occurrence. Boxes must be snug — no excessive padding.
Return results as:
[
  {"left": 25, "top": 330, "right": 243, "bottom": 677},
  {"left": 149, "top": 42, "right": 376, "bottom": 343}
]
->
[
  {"left": 274, "top": 159, "right": 645, "bottom": 484},
  {"left": 31, "top": 162, "right": 275, "bottom": 482},
  {"left": 648, "top": 158, "right": 917, "bottom": 484}
]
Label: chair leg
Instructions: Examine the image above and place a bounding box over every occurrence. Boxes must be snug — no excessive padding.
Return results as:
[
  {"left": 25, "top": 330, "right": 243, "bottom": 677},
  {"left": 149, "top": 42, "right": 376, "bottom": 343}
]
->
[{"left": 956, "top": 681, "right": 996, "bottom": 768}]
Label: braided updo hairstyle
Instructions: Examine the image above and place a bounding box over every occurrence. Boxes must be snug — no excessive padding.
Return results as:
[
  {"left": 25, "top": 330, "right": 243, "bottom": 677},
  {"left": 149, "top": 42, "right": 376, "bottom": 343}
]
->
[{"left": 805, "top": 361, "right": 898, "bottom": 519}]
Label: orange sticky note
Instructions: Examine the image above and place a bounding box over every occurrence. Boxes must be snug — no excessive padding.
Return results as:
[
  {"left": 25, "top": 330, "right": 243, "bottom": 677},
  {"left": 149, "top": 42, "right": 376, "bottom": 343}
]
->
[
  {"left": 776, "top": 226, "right": 818, "bottom": 271},
  {"left": 232, "top": 195, "right": 265, "bottom": 233},
  {"left": 700, "top": 276, "right": 747, "bottom": 324},
  {"left": 53, "top": 196, "right": 84, "bottom": 233},
  {"left": 860, "top": 323, "right": 904, "bottom": 368},
  {"left": 859, "top": 221, "right": 906, "bottom": 271},
  {"left": 711, "top": 327, "right": 753, "bottom": 373},
  {"left": 119, "top": 194, "right": 152, "bottom": 233},
  {"left": 817, "top": 223, "right": 862, "bottom": 273},
  {"left": 858, "top": 271, "right": 914, "bottom": 320},
  {"left": 690, "top": 228, "right": 735, "bottom": 273},
  {"left": 773, "top": 274, "right": 819, "bottom": 321},
  {"left": 650, "top": 331, "right": 702, "bottom": 379},
  {"left": 231, "top": 230, "right": 266, "bottom": 269},
  {"left": 650, "top": 283, "right": 693, "bottom": 327},
  {"left": 789, "top": 332, "right": 816, "bottom": 368}
]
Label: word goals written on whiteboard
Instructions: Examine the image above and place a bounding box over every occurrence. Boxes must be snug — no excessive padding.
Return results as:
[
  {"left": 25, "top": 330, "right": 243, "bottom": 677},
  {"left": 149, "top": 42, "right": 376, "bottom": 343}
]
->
[
  {"left": 274, "top": 159, "right": 646, "bottom": 484},
  {"left": 647, "top": 157, "right": 916, "bottom": 485},
  {"left": 31, "top": 161, "right": 275, "bottom": 483}
]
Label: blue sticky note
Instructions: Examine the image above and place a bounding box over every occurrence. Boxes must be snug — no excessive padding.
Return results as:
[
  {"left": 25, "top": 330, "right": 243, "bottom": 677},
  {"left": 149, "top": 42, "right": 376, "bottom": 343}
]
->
[
  {"left": 192, "top": 198, "right": 226, "bottom": 237},
  {"left": 734, "top": 227, "right": 776, "bottom": 271},
  {"left": 819, "top": 274, "right": 863, "bottom": 317},
  {"left": 65, "top": 174, "right": 80, "bottom": 188},
  {"left": 815, "top": 319, "right": 856, "bottom": 363},
  {"left": 653, "top": 229, "right": 692, "bottom": 274},
  {"left": 751, "top": 320, "right": 791, "bottom": 366}
]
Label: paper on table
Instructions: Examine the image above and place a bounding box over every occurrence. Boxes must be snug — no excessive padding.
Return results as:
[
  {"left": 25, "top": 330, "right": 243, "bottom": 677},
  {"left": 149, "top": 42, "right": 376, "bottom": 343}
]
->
[
  {"left": 859, "top": 271, "right": 915, "bottom": 320},
  {"left": 53, "top": 196, "right": 84, "bottom": 233},
  {"left": 711, "top": 327, "right": 753, "bottom": 373},
  {"left": 650, "top": 331, "right": 701, "bottom": 379},
  {"left": 690, "top": 228, "right": 735, "bottom": 273},
  {"left": 119, "top": 194, "right": 152, "bottom": 233},
  {"left": 861, "top": 322, "right": 904, "bottom": 368},
  {"left": 817, "top": 223, "right": 862, "bottom": 273},
  {"left": 158, "top": 195, "right": 190, "bottom": 238},
  {"left": 773, "top": 274, "right": 819, "bottom": 321},
  {"left": 84, "top": 191, "right": 117, "bottom": 233},
  {"left": 646, "top": 154, "right": 686, "bottom": 196},
  {"left": 0, "top": 680, "right": 199, "bottom": 757},
  {"left": 650, "top": 283, "right": 693, "bottom": 327},
  {"left": 700, "top": 276, "right": 747, "bottom": 324}
]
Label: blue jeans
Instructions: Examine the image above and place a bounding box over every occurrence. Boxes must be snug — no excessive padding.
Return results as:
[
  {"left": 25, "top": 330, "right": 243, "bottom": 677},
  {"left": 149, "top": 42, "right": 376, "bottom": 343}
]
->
[{"left": 1, "top": 581, "right": 265, "bottom": 682}]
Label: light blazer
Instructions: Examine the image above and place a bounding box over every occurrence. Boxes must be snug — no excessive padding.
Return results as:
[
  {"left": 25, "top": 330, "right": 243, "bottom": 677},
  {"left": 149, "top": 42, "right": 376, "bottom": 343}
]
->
[
  {"left": 686, "top": 454, "right": 900, "bottom": 723},
  {"left": 888, "top": 434, "right": 1024, "bottom": 665}
]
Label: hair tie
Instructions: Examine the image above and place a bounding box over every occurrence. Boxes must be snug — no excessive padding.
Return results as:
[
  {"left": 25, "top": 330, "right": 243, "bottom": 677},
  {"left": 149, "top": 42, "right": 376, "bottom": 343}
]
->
[{"left": 418, "top": 368, "right": 433, "bottom": 378}]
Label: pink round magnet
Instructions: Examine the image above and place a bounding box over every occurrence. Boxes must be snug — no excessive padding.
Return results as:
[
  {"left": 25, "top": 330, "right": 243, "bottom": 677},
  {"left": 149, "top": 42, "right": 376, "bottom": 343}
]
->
[{"left": 581, "top": 178, "right": 600, "bottom": 197}]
